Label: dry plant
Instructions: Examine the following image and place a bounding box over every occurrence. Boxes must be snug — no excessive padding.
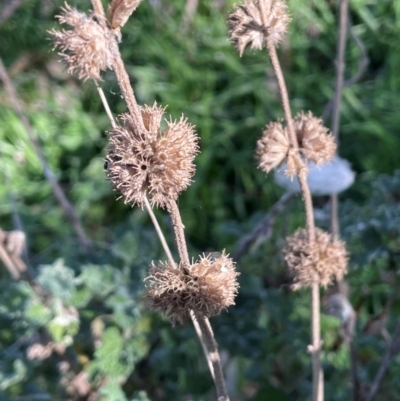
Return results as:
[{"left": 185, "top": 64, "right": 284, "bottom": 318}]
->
[
  {"left": 50, "top": 1, "right": 239, "bottom": 400},
  {"left": 228, "top": 1, "right": 349, "bottom": 400}
]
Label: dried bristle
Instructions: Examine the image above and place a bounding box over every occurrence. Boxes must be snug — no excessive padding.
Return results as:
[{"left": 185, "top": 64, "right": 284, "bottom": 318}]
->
[
  {"left": 283, "top": 227, "right": 348, "bottom": 290},
  {"left": 108, "top": 0, "right": 143, "bottom": 29},
  {"left": 228, "top": 0, "right": 291, "bottom": 56},
  {"left": 256, "top": 121, "right": 290, "bottom": 174},
  {"left": 105, "top": 103, "right": 199, "bottom": 208},
  {"left": 294, "top": 112, "right": 336, "bottom": 166},
  {"left": 49, "top": 3, "right": 115, "bottom": 81},
  {"left": 145, "top": 252, "right": 240, "bottom": 325}
]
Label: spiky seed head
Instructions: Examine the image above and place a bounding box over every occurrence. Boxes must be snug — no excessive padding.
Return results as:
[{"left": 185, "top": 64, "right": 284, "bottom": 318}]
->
[
  {"left": 256, "top": 121, "right": 290, "bottom": 173},
  {"left": 105, "top": 103, "right": 199, "bottom": 208},
  {"left": 49, "top": 3, "right": 115, "bottom": 81},
  {"left": 145, "top": 252, "right": 240, "bottom": 325},
  {"left": 228, "top": 0, "right": 291, "bottom": 56},
  {"left": 283, "top": 227, "right": 348, "bottom": 290},
  {"left": 294, "top": 112, "right": 336, "bottom": 166},
  {"left": 108, "top": 0, "right": 143, "bottom": 29}
]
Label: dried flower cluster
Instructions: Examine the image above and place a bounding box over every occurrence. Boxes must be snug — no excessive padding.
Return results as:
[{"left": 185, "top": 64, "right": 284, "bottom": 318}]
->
[
  {"left": 108, "top": 0, "right": 143, "bottom": 29},
  {"left": 105, "top": 103, "right": 198, "bottom": 207},
  {"left": 146, "top": 252, "right": 239, "bottom": 325},
  {"left": 283, "top": 227, "right": 348, "bottom": 290},
  {"left": 294, "top": 112, "right": 336, "bottom": 166},
  {"left": 256, "top": 111, "right": 335, "bottom": 176},
  {"left": 228, "top": 0, "right": 291, "bottom": 56},
  {"left": 49, "top": 3, "right": 115, "bottom": 81}
]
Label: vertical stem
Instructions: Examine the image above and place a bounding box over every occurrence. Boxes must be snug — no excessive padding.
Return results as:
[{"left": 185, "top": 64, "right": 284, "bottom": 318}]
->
[
  {"left": 193, "top": 310, "right": 229, "bottom": 401},
  {"left": 265, "top": 39, "right": 321, "bottom": 401},
  {"left": 331, "top": 0, "right": 349, "bottom": 146},
  {"left": 266, "top": 41, "right": 298, "bottom": 148},
  {"left": 168, "top": 200, "right": 229, "bottom": 401},
  {"left": 112, "top": 50, "right": 146, "bottom": 134},
  {"left": 312, "top": 282, "right": 323, "bottom": 401},
  {"left": 167, "top": 200, "right": 190, "bottom": 266}
]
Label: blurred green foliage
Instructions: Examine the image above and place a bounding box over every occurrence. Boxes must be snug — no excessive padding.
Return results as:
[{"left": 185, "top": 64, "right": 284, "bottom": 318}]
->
[{"left": 1, "top": 0, "right": 400, "bottom": 400}]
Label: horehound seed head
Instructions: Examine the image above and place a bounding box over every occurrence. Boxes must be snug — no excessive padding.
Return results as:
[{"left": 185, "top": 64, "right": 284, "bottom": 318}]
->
[
  {"left": 145, "top": 252, "right": 240, "bottom": 325},
  {"left": 105, "top": 103, "right": 199, "bottom": 208},
  {"left": 256, "top": 111, "right": 335, "bottom": 177},
  {"left": 228, "top": 0, "right": 291, "bottom": 56},
  {"left": 49, "top": 3, "right": 115, "bottom": 81},
  {"left": 283, "top": 227, "right": 348, "bottom": 290}
]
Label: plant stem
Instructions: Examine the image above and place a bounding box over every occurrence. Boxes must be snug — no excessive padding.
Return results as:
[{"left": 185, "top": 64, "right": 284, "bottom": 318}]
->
[
  {"left": 311, "top": 281, "right": 323, "bottom": 401},
  {"left": 144, "top": 197, "right": 176, "bottom": 268},
  {"left": 193, "top": 310, "right": 229, "bottom": 401},
  {"left": 167, "top": 200, "right": 190, "bottom": 266},
  {"left": 265, "top": 39, "right": 322, "bottom": 401},
  {"left": 266, "top": 41, "right": 298, "bottom": 148},
  {"left": 168, "top": 200, "right": 229, "bottom": 401},
  {"left": 330, "top": 0, "right": 349, "bottom": 242}
]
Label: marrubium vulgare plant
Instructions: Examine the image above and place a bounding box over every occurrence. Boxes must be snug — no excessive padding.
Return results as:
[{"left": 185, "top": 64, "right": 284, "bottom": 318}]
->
[
  {"left": 228, "top": 1, "right": 348, "bottom": 400},
  {"left": 50, "top": 1, "right": 239, "bottom": 400}
]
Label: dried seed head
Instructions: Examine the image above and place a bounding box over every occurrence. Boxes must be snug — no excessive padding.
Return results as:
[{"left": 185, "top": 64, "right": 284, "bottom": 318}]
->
[
  {"left": 228, "top": 0, "right": 291, "bottom": 56},
  {"left": 145, "top": 252, "right": 239, "bottom": 325},
  {"left": 109, "top": 0, "right": 143, "bottom": 29},
  {"left": 256, "top": 121, "right": 290, "bottom": 173},
  {"left": 283, "top": 228, "right": 348, "bottom": 290},
  {"left": 105, "top": 103, "right": 199, "bottom": 208},
  {"left": 294, "top": 112, "right": 336, "bottom": 166},
  {"left": 49, "top": 3, "right": 115, "bottom": 81}
]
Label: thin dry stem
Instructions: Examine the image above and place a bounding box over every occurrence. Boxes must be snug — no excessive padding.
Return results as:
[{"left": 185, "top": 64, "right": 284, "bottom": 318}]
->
[
  {"left": 311, "top": 282, "right": 323, "bottom": 401},
  {"left": 144, "top": 196, "right": 176, "bottom": 268},
  {"left": 193, "top": 310, "right": 229, "bottom": 401},
  {"left": 96, "top": 84, "right": 116, "bottom": 128},
  {"left": 0, "top": 58, "right": 91, "bottom": 249},
  {"left": 265, "top": 35, "right": 322, "bottom": 401},
  {"left": 112, "top": 51, "right": 146, "bottom": 134},
  {"left": 167, "top": 200, "right": 190, "bottom": 267},
  {"left": 90, "top": 0, "right": 106, "bottom": 20},
  {"left": 167, "top": 200, "right": 229, "bottom": 400},
  {"left": 330, "top": 0, "right": 349, "bottom": 241},
  {"left": 266, "top": 40, "right": 298, "bottom": 148}
]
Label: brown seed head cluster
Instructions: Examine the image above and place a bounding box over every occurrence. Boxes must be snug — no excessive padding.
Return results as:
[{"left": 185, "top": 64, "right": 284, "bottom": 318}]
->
[
  {"left": 256, "top": 121, "right": 290, "bottom": 173},
  {"left": 146, "top": 252, "right": 240, "bottom": 325},
  {"left": 256, "top": 111, "right": 335, "bottom": 176},
  {"left": 294, "top": 112, "right": 336, "bottom": 166},
  {"left": 109, "top": 0, "right": 143, "bottom": 29},
  {"left": 228, "top": 0, "right": 291, "bottom": 56},
  {"left": 49, "top": 3, "right": 115, "bottom": 81},
  {"left": 283, "top": 227, "right": 348, "bottom": 290},
  {"left": 105, "top": 103, "right": 199, "bottom": 208}
]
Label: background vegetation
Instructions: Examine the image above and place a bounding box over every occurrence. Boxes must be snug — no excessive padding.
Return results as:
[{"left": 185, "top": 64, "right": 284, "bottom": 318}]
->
[{"left": 1, "top": 0, "right": 400, "bottom": 400}]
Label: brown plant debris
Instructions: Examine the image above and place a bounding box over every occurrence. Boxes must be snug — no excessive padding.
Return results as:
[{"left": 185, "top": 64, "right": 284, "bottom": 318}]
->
[
  {"left": 108, "top": 0, "right": 143, "bottom": 29},
  {"left": 49, "top": 3, "right": 115, "bottom": 81},
  {"left": 256, "top": 111, "right": 335, "bottom": 176},
  {"left": 145, "top": 252, "right": 240, "bottom": 325},
  {"left": 105, "top": 103, "right": 199, "bottom": 208},
  {"left": 228, "top": 0, "right": 291, "bottom": 56},
  {"left": 283, "top": 227, "right": 348, "bottom": 290}
]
